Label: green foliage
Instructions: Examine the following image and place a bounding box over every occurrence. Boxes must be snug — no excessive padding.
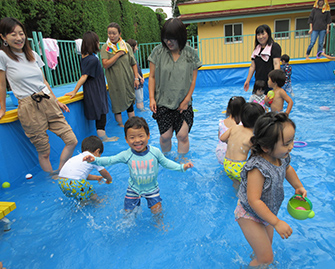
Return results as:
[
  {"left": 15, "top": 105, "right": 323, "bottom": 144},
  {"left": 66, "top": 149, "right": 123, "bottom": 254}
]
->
[
  {"left": 0, "top": 0, "right": 164, "bottom": 44},
  {"left": 52, "top": 0, "right": 85, "bottom": 39},
  {"left": 132, "top": 3, "right": 160, "bottom": 43},
  {"left": 19, "top": 0, "right": 55, "bottom": 37},
  {"left": 186, "top": 23, "right": 198, "bottom": 40},
  {"left": 0, "top": 0, "right": 24, "bottom": 21}
]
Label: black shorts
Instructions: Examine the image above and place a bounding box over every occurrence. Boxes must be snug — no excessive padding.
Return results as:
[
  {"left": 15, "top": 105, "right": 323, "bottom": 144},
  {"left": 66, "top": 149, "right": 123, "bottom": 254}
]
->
[{"left": 152, "top": 105, "right": 194, "bottom": 135}]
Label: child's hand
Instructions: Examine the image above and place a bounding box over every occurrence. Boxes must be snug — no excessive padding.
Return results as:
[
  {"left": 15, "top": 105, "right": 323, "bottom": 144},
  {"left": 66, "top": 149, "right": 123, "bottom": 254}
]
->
[
  {"left": 83, "top": 155, "right": 95, "bottom": 163},
  {"left": 295, "top": 187, "right": 307, "bottom": 199},
  {"left": 274, "top": 220, "right": 292, "bottom": 239},
  {"left": 106, "top": 178, "right": 112, "bottom": 184},
  {"left": 183, "top": 162, "right": 194, "bottom": 170}
]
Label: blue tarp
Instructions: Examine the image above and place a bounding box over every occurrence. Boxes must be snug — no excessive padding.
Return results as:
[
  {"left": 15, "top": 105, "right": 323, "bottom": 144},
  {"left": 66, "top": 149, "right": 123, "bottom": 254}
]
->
[{"left": 1, "top": 61, "right": 334, "bottom": 184}]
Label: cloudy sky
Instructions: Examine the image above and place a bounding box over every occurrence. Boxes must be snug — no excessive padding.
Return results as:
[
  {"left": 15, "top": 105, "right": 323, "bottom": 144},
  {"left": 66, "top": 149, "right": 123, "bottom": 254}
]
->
[{"left": 128, "top": 0, "right": 174, "bottom": 18}]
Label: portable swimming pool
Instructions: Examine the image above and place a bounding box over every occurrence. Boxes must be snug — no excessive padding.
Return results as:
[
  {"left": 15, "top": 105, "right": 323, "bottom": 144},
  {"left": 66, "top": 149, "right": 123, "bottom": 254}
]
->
[{"left": 1, "top": 68, "right": 335, "bottom": 268}]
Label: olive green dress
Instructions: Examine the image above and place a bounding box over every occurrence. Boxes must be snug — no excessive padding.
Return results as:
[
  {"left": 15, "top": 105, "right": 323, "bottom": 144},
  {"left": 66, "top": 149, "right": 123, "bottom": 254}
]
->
[{"left": 100, "top": 43, "right": 136, "bottom": 114}]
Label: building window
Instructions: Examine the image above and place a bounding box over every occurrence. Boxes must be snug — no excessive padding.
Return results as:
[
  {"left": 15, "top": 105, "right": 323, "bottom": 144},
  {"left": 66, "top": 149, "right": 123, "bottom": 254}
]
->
[
  {"left": 224, "top": 23, "right": 242, "bottom": 43},
  {"left": 274, "top": 19, "right": 290, "bottom": 39},
  {"left": 295, "top": 18, "right": 309, "bottom": 37}
]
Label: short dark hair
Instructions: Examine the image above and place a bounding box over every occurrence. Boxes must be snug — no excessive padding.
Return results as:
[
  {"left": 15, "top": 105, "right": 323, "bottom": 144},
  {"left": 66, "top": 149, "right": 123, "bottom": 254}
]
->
[
  {"left": 81, "top": 136, "right": 104, "bottom": 154},
  {"left": 268, "top": 69, "right": 286, "bottom": 87},
  {"left": 250, "top": 112, "right": 296, "bottom": 156},
  {"left": 253, "top": 80, "right": 266, "bottom": 94},
  {"left": 226, "top": 96, "right": 246, "bottom": 124},
  {"left": 81, "top": 31, "right": 100, "bottom": 55},
  {"left": 107, "top": 22, "right": 121, "bottom": 33},
  {"left": 124, "top": 116, "right": 150, "bottom": 137},
  {"left": 254, "top": 24, "right": 274, "bottom": 49},
  {"left": 127, "top": 38, "right": 137, "bottom": 52},
  {"left": 241, "top": 103, "right": 265, "bottom": 128},
  {"left": 0, "top": 17, "right": 34, "bottom": 62},
  {"left": 281, "top": 54, "right": 290, "bottom": 63},
  {"left": 161, "top": 18, "right": 187, "bottom": 51}
]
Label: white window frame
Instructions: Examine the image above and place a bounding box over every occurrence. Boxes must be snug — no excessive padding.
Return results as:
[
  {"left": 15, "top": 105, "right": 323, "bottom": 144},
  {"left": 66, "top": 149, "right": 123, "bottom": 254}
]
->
[
  {"left": 295, "top": 17, "right": 309, "bottom": 38},
  {"left": 274, "top": 19, "right": 290, "bottom": 40},
  {"left": 223, "top": 23, "right": 243, "bottom": 44}
]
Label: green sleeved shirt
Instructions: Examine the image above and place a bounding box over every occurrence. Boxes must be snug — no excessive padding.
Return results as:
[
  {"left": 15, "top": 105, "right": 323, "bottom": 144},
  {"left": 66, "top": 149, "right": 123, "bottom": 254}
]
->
[
  {"left": 101, "top": 42, "right": 136, "bottom": 114},
  {"left": 148, "top": 44, "right": 202, "bottom": 110}
]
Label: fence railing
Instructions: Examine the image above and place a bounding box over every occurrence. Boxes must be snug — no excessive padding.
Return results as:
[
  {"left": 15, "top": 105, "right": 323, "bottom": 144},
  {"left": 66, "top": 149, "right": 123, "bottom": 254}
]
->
[
  {"left": 199, "top": 26, "right": 335, "bottom": 65},
  {"left": 28, "top": 25, "right": 334, "bottom": 89}
]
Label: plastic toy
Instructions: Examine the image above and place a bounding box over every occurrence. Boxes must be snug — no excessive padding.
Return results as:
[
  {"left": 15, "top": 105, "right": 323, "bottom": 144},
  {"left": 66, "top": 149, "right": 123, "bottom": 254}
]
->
[
  {"left": 294, "top": 141, "right": 307, "bottom": 148},
  {"left": 295, "top": 207, "right": 306, "bottom": 210},
  {"left": 267, "top": 90, "right": 274, "bottom": 104},
  {"left": 287, "top": 194, "right": 315, "bottom": 220},
  {"left": 2, "top": 182, "right": 10, "bottom": 188},
  {"left": 25, "top": 173, "right": 33, "bottom": 180}
]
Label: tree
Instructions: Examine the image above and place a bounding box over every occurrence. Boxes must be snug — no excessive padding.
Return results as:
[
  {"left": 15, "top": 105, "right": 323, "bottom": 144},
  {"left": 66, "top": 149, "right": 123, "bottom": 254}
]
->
[
  {"left": 0, "top": 0, "right": 24, "bottom": 22},
  {"left": 155, "top": 8, "right": 167, "bottom": 20},
  {"left": 19, "top": 0, "right": 55, "bottom": 37}
]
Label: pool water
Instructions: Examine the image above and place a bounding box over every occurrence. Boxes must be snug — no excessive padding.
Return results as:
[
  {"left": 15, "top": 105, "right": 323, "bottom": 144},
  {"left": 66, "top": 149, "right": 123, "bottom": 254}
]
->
[{"left": 1, "top": 80, "right": 335, "bottom": 268}]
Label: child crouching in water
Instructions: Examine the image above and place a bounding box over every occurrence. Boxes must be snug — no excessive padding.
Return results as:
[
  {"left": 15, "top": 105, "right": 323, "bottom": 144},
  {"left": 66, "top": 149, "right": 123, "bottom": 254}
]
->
[
  {"left": 84, "top": 116, "right": 193, "bottom": 215},
  {"left": 216, "top": 96, "right": 246, "bottom": 165},
  {"left": 220, "top": 103, "right": 265, "bottom": 187},
  {"left": 235, "top": 112, "right": 307, "bottom": 266},
  {"left": 58, "top": 136, "right": 113, "bottom": 202}
]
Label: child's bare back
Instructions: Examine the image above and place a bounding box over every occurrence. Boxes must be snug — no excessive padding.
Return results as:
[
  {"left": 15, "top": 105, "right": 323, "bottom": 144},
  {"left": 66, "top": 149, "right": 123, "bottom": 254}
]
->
[{"left": 223, "top": 125, "right": 253, "bottom": 161}]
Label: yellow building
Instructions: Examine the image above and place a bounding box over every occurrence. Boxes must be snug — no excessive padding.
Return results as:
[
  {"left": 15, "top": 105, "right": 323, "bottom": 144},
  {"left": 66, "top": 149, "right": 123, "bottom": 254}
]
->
[{"left": 178, "top": 0, "right": 335, "bottom": 65}]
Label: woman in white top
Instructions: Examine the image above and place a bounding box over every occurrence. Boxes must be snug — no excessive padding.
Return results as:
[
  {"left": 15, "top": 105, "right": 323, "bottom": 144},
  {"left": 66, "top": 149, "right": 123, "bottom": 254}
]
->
[{"left": 0, "top": 17, "right": 77, "bottom": 174}]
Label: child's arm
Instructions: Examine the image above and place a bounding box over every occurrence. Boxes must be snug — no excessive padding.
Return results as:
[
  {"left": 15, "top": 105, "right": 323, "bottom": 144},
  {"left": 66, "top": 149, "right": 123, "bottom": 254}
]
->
[
  {"left": 281, "top": 90, "right": 293, "bottom": 115},
  {"left": 65, "top": 74, "right": 88, "bottom": 98},
  {"left": 87, "top": 174, "right": 103, "bottom": 181},
  {"left": 285, "top": 165, "right": 307, "bottom": 198},
  {"left": 219, "top": 127, "right": 232, "bottom": 143},
  {"left": 99, "top": 168, "right": 113, "bottom": 184},
  {"left": 247, "top": 168, "right": 293, "bottom": 239}
]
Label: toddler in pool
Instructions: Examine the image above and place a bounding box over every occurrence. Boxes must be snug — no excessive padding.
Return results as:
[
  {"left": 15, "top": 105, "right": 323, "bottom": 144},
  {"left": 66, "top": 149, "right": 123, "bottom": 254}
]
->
[
  {"left": 58, "top": 136, "right": 112, "bottom": 202},
  {"left": 220, "top": 103, "right": 264, "bottom": 186},
  {"left": 235, "top": 112, "right": 307, "bottom": 266},
  {"left": 215, "top": 96, "right": 246, "bottom": 165}
]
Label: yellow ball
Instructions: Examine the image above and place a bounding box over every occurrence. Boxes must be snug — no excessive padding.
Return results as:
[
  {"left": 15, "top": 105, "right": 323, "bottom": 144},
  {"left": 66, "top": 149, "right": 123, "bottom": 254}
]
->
[{"left": 2, "top": 182, "right": 10, "bottom": 188}]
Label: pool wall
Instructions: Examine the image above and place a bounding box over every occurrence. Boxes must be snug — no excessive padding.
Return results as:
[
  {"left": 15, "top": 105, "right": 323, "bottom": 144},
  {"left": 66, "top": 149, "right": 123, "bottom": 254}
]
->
[{"left": 1, "top": 60, "right": 334, "bottom": 185}]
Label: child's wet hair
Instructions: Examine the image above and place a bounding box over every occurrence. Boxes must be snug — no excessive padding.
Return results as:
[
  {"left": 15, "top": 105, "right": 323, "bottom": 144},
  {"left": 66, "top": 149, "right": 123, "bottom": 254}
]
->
[
  {"left": 124, "top": 116, "right": 150, "bottom": 136},
  {"left": 253, "top": 80, "right": 266, "bottom": 94},
  {"left": 226, "top": 96, "right": 246, "bottom": 124},
  {"left": 81, "top": 135, "right": 104, "bottom": 154},
  {"left": 241, "top": 103, "right": 265, "bottom": 128},
  {"left": 250, "top": 112, "right": 296, "bottom": 156},
  {"left": 281, "top": 54, "right": 290, "bottom": 63},
  {"left": 268, "top": 69, "right": 286, "bottom": 87}
]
